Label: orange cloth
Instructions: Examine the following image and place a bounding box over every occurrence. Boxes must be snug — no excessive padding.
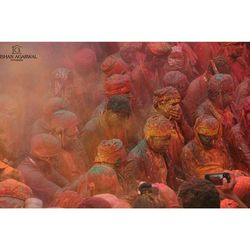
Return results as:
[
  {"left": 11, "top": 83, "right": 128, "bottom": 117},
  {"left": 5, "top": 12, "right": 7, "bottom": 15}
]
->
[
  {"left": 181, "top": 115, "right": 231, "bottom": 179},
  {"left": 0, "top": 179, "right": 32, "bottom": 201},
  {"left": 147, "top": 42, "right": 172, "bottom": 56},
  {"left": 104, "top": 74, "right": 132, "bottom": 97},
  {"left": 101, "top": 55, "right": 129, "bottom": 77},
  {"left": 0, "top": 161, "right": 24, "bottom": 182},
  {"left": 153, "top": 87, "right": 181, "bottom": 109},
  {"left": 94, "top": 139, "right": 127, "bottom": 165},
  {"left": 144, "top": 114, "right": 173, "bottom": 139}
]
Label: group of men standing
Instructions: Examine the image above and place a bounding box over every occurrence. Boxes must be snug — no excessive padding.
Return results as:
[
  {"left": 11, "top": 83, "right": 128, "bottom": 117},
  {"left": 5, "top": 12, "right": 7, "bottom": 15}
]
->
[{"left": 0, "top": 42, "right": 249, "bottom": 208}]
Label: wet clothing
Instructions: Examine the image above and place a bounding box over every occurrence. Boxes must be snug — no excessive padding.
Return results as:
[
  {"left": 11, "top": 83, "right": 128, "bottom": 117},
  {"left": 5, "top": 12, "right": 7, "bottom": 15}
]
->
[
  {"left": 181, "top": 137, "right": 232, "bottom": 180},
  {"left": 123, "top": 139, "right": 175, "bottom": 191}
]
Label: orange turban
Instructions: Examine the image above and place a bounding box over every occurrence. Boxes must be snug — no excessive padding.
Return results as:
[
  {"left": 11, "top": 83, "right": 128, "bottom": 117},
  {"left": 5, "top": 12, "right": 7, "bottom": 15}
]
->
[
  {"left": 101, "top": 55, "right": 129, "bottom": 77},
  {"left": 50, "top": 110, "right": 79, "bottom": 131},
  {"left": 194, "top": 115, "right": 220, "bottom": 137},
  {"left": 86, "top": 164, "right": 119, "bottom": 195},
  {"left": 153, "top": 86, "right": 181, "bottom": 108},
  {"left": 94, "top": 139, "right": 127, "bottom": 165},
  {"left": 144, "top": 114, "right": 173, "bottom": 139},
  {"left": 163, "top": 71, "right": 189, "bottom": 88},
  {"left": 104, "top": 74, "right": 132, "bottom": 97},
  {"left": 147, "top": 42, "right": 172, "bottom": 56},
  {"left": 0, "top": 179, "right": 32, "bottom": 201},
  {"left": 31, "top": 133, "right": 61, "bottom": 158}
]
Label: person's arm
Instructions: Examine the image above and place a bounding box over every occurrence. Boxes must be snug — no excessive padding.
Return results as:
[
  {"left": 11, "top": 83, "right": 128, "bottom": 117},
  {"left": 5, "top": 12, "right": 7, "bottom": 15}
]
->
[
  {"left": 180, "top": 147, "right": 198, "bottom": 181},
  {"left": 20, "top": 166, "right": 62, "bottom": 206},
  {"left": 216, "top": 171, "right": 248, "bottom": 208},
  {"left": 153, "top": 183, "right": 180, "bottom": 208}
]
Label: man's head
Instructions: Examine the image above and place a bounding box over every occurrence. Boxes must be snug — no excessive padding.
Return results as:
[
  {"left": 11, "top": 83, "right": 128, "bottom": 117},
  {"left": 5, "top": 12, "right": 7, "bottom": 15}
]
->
[
  {"left": 94, "top": 139, "right": 127, "bottom": 168},
  {"left": 240, "top": 96, "right": 250, "bottom": 129},
  {"left": 207, "top": 56, "right": 231, "bottom": 75},
  {"left": 119, "top": 42, "right": 143, "bottom": 64},
  {"left": 50, "top": 68, "right": 74, "bottom": 99},
  {"left": 30, "top": 133, "right": 61, "bottom": 166},
  {"left": 167, "top": 45, "right": 185, "bottom": 71},
  {"left": 86, "top": 164, "right": 121, "bottom": 196},
  {"left": 72, "top": 48, "right": 97, "bottom": 75},
  {"left": 194, "top": 115, "right": 220, "bottom": 150},
  {"left": 144, "top": 114, "right": 173, "bottom": 153},
  {"left": 101, "top": 55, "right": 129, "bottom": 77},
  {"left": 146, "top": 42, "right": 172, "bottom": 68},
  {"left": 153, "top": 87, "right": 181, "bottom": 120},
  {"left": 178, "top": 179, "right": 220, "bottom": 208},
  {"left": 207, "top": 74, "right": 234, "bottom": 109},
  {"left": 50, "top": 110, "right": 79, "bottom": 148},
  {"left": 146, "top": 42, "right": 172, "bottom": 57},
  {"left": 41, "top": 97, "right": 69, "bottom": 120},
  {"left": 104, "top": 74, "right": 133, "bottom": 100},
  {"left": 0, "top": 179, "right": 33, "bottom": 208},
  {"left": 163, "top": 71, "right": 189, "bottom": 98},
  {"left": 104, "top": 95, "right": 131, "bottom": 128}
]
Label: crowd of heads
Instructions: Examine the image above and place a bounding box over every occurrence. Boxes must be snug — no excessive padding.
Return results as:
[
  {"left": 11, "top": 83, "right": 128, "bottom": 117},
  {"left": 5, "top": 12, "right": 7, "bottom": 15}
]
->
[{"left": 0, "top": 42, "right": 249, "bottom": 208}]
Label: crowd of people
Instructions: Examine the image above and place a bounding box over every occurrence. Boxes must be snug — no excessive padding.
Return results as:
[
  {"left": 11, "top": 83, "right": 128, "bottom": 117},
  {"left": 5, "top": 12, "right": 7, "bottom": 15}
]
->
[{"left": 0, "top": 42, "right": 249, "bottom": 208}]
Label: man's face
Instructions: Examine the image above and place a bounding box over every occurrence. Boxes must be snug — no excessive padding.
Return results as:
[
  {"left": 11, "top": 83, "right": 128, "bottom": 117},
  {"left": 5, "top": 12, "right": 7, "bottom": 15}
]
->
[
  {"left": 158, "top": 98, "right": 181, "bottom": 120},
  {"left": 177, "top": 80, "right": 188, "bottom": 99},
  {"left": 221, "top": 82, "right": 234, "bottom": 108},
  {"left": 106, "top": 111, "right": 130, "bottom": 128},
  {"left": 147, "top": 135, "right": 171, "bottom": 153},
  {"left": 198, "top": 133, "right": 218, "bottom": 150},
  {"left": 61, "top": 125, "right": 79, "bottom": 148},
  {"left": 35, "top": 154, "right": 59, "bottom": 169},
  {"left": 168, "top": 52, "right": 185, "bottom": 70}
]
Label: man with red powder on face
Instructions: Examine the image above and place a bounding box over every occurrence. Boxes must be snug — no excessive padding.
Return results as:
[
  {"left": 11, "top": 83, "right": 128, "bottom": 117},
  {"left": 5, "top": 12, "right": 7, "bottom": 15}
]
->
[
  {"left": 71, "top": 48, "right": 103, "bottom": 123},
  {"left": 182, "top": 55, "right": 231, "bottom": 126},
  {"left": 17, "top": 133, "right": 69, "bottom": 206},
  {"left": 100, "top": 54, "right": 129, "bottom": 78},
  {"left": 130, "top": 42, "right": 172, "bottom": 108},
  {"left": 123, "top": 114, "right": 175, "bottom": 192},
  {"left": 80, "top": 95, "right": 133, "bottom": 165},
  {"left": 163, "top": 43, "right": 199, "bottom": 82},
  {"left": 181, "top": 115, "right": 232, "bottom": 180},
  {"left": 151, "top": 87, "right": 193, "bottom": 180},
  {"left": 50, "top": 110, "right": 89, "bottom": 182},
  {"left": 195, "top": 73, "right": 238, "bottom": 141},
  {"left": 229, "top": 97, "right": 250, "bottom": 173}
]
